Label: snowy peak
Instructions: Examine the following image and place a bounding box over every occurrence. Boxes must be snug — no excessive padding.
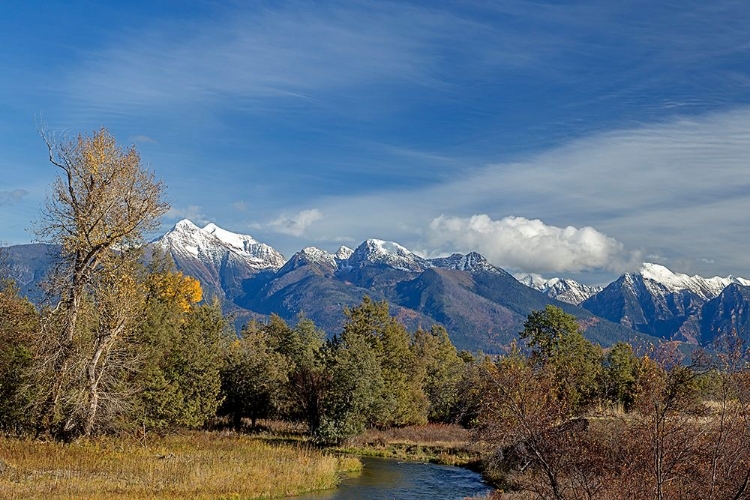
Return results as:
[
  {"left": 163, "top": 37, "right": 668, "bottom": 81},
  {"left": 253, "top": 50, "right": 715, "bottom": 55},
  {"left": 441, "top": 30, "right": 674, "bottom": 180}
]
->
[
  {"left": 157, "top": 219, "right": 219, "bottom": 258},
  {"left": 518, "top": 273, "right": 549, "bottom": 289},
  {"left": 518, "top": 273, "right": 602, "bottom": 305},
  {"left": 299, "top": 246, "right": 337, "bottom": 267},
  {"left": 173, "top": 218, "right": 201, "bottom": 232},
  {"left": 203, "top": 222, "right": 258, "bottom": 250},
  {"left": 430, "top": 252, "right": 503, "bottom": 275},
  {"left": 334, "top": 246, "right": 354, "bottom": 261},
  {"left": 202, "top": 222, "right": 285, "bottom": 268},
  {"left": 348, "top": 239, "right": 428, "bottom": 272},
  {"left": 635, "top": 262, "right": 750, "bottom": 301},
  {"left": 277, "top": 246, "right": 338, "bottom": 275},
  {"left": 155, "top": 219, "right": 285, "bottom": 270}
]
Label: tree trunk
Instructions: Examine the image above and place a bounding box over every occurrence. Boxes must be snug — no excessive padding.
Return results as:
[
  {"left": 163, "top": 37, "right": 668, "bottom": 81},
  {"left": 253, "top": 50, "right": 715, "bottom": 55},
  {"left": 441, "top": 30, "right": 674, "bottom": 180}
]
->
[
  {"left": 82, "top": 321, "right": 124, "bottom": 437},
  {"left": 233, "top": 413, "right": 243, "bottom": 432}
]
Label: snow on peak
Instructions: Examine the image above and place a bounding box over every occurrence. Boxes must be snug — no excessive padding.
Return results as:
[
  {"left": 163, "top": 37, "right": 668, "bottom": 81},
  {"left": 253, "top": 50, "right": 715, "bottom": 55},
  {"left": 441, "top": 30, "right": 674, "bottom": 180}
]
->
[
  {"left": 430, "top": 252, "right": 501, "bottom": 274},
  {"left": 349, "top": 239, "right": 428, "bottom": 271},
  {"left": 636, "top": 262, "right": 750, "bottom": 300},
  {"left": 277, "top": 246, "right": 338, "bottom": 274},
  {"left": 334, "top": 246, "right": 354, "bottom": 261},
  {"left": 174, "top": 219, "right": 201, "bottom": 231},
  {"left": 155, "top": 220, "right": 285, "bottom": 270},
  {"left": 299, "top": 246, "right": 336, "bottom": 265},
  {"left": 366, "top": 239, "right": 411, "bottom": 256},
  {"left": 639, "top": 263, "right": 684, "bottom": 288},
  {"left": 158, "top": 219, "right": 214, "bottom": 257},
  {"left": 518, "top": 273, "right": 602, "bottom": 305},
  {"left": 518, "top": 273, "right": 548, "bottom": 288},
  {"left": 203, "top": 223, "right": 259, "bottom": 251}
]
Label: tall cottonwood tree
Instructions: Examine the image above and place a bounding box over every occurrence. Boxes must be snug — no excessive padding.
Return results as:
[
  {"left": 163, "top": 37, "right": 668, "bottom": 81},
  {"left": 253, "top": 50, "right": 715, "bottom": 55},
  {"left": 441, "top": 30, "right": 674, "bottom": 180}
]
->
[{"left": 35, "top": 127, "right": 168, "bottom": 440}]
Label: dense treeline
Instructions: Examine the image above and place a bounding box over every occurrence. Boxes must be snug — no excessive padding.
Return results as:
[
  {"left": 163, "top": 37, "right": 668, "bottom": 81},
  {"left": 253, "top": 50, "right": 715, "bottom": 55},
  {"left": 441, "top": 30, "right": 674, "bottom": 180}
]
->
[
  {"left": 219, "top": 297, "right": 482, "bottom": 443},
  {"left": 0, "top": 263, "right": 481, "bottom": 442}
]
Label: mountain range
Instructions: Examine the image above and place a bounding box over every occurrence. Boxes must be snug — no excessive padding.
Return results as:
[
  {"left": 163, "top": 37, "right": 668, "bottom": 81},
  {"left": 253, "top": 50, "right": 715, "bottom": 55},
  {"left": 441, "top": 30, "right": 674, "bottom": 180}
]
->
[
  {"left": 525, "top": 264, "right": 750, "bottom": 346},
  {"left": 4, "top": 219, "right": 749, "bottom": 352}
]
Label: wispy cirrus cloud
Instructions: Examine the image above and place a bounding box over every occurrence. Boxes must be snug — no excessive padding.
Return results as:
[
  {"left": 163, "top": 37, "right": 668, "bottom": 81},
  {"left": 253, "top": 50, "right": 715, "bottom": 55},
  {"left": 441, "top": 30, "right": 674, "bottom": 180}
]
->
[
  {"left": 0, "top": 189, "right": 28, "bottom": 206},
  {"left": 63, "top": 4, "right": 465, "bottom": 113},
  {"left": 269, "top": 209, "right": 323, "bottom": 237},
  {"left": 166, "top": 205, "right": 208, "bottom": 226},
  {"left": 273, "top": 106, "right": 750, "bottom": 277},
  {"left": 130, "top": 135, "right": 157, "bottom": 144}
]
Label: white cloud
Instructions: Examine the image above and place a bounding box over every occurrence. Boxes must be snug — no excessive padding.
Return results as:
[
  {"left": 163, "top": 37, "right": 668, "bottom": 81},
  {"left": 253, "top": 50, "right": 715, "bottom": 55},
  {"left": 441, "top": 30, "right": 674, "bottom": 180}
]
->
[
  {"left": 166, "top": 205, "right": 208, "bottom": 225},
  {"left": 0, "top": 189, "right": 28, "bottom": 206},
  {"left": 232, "top": 201, "right": 248, "bottom": 212},
  {"left": 428, "top": 214, "right": 639, "bottom": 273},
  {"left": 130, "top": 135, "right": 157, "bottom": 144},
  {"left": 282, "top": 106, "right": 750, "bottom": 278},
  {"left": 269, "top": 209, "right": 323, "bottom": 237}
]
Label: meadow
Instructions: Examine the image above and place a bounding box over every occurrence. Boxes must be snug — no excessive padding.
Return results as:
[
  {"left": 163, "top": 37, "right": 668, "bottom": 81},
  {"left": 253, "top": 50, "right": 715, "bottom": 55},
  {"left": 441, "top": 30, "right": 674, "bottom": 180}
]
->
[{"left": 0, "top": 431, "right": 361, "bottom": 500}]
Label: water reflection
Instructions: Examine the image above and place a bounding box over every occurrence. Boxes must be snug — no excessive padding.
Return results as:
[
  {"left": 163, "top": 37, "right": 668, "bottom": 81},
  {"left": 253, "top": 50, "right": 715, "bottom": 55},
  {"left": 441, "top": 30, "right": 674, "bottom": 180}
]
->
[{"left": 295, "top": 457, "right": 493, "bottom": 500}]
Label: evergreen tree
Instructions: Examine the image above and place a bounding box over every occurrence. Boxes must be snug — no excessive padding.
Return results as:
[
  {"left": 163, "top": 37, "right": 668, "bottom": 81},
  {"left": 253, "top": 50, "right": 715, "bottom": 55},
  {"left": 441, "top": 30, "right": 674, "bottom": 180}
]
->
[
  {"left": 340, "top": 297, "right": 427, "bottom": 427},
  {"left": 135, "top": 263, "right": 225, "bottom": 431},
  {"left": 413, "top": 325, "right": 465, "bottom": 422},
  {"left": 521, "top": 305, "right": 603, "bottom": 411},
  {"left": 220, "top": 321, "right": 289, "bottom": 431},
  {"left": 318, "top": 331, "right": 383, "bottom": 443},
  {"left": 604, "top": 341, "right": 641, "bottom": 410},
  {"left": 282, "top": 317, "right": 328, "bottom": 434},
  {"left": 0, "top": 278, "right": 39, "bottom": 433}
]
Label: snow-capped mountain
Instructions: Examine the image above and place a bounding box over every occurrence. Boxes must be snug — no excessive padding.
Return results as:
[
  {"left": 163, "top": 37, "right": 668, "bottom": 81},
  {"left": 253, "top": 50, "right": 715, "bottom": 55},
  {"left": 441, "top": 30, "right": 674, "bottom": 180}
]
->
[
  {"left": 518, "top": 274, "right": 602, "bottom": 305},
  {"left": 346, "top": 239, "right": 429, "bottom": 272},
  {"left": 277, "top": 246, "right": 339, "bottom": 275},
  {"left": 700, "top": 284, "right": 750, "bottom": 345},
  {"left": 334, "top": 246, "right": 354, "bottom": 261},
  {"left": 1, "top": 227, "right": 653, "bottom": 352},
  {"left": 581, "top": 263, "right": 750, "bottom": 343},
  {"left": 430, "top": 252, "right": 506, "bottom": 275},
  {"left": 203, "top": 223, "right": 286, "bottom": 269},
  {"left": 638, "top": 263, "right": 750, "bottom": 301},
  {"left": 151, "top": 220, "right": 285, "bottom": 302},
  {"left": 156, "top": 220, "right": 285, "bottom": 271}
]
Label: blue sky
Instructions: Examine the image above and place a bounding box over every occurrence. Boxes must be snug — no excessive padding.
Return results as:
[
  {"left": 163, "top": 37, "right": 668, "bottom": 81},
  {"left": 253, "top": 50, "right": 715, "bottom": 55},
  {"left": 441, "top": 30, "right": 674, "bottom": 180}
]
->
[{"left": 2, "top": 0, "right": 750, "bottom": 283}]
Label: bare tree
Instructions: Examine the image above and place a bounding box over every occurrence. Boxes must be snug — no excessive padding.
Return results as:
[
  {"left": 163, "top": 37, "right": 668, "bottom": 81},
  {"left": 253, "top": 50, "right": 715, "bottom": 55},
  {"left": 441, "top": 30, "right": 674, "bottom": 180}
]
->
[{"left": 34, "top": 127, "right": 168, "bottom": 440}]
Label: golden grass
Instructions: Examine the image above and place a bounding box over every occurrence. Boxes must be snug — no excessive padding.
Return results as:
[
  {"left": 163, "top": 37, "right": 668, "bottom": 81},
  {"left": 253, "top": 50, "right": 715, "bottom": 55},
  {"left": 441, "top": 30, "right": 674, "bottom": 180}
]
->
[
  {"left": 0, "top": 431, "right": 357, "bottom": 500},
  {"left": 340, "top": 424, "right": 482, "bottom": 466}
]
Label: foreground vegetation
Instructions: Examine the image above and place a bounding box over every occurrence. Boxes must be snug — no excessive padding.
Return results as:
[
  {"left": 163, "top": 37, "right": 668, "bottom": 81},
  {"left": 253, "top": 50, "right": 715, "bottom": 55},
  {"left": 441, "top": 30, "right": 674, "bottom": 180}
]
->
[
  {"left": 478, "top": 307, "right": 750, "bottom": 499},
  {"left": 0, "top": 431, "right": 359, "bottom": 500},
  {"left": 337, "top": 423, "right": 482, "bottom": 466},
  {"left": 1, "top": 128, "right": 748, "bottom": 499}
]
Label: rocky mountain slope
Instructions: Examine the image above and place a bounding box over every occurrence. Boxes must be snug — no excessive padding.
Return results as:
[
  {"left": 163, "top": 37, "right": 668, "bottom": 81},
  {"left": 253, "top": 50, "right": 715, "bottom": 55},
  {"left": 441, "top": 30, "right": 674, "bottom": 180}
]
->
[
  {"left": 518, "top": 274, "right": 603, "bottom": 305},
  {"left": 579, "top": 264, "right": 750, "bottom": 345},
  {"left": 13, "top": 221, "right": 740, "bottom": 352},
  {"left": 152, "top": 224, "right": 650, "bottom": 352},
  {"left": 151, "top": 220, "right": 285, "bottom": 302}
]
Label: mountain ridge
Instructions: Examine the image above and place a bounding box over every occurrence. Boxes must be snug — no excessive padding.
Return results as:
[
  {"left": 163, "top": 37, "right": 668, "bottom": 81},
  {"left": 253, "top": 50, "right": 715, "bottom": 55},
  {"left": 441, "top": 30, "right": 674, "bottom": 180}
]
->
[{"left": 7, "top": 219, "right": 744, "bottom": 352}]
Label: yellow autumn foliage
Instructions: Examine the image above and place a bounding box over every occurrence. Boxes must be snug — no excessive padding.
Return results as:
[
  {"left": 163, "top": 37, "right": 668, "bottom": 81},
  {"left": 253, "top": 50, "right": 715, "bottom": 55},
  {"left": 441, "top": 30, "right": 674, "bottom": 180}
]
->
[{"left": 150, "top": 271, "right": 203, "bottom": 312}]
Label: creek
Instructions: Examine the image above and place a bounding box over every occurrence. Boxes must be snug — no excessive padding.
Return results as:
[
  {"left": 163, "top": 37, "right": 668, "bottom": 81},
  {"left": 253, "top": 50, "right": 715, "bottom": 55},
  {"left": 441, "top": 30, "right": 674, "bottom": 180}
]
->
[{"left": 295, "top": 456, "right": 494, "bottom": 499}]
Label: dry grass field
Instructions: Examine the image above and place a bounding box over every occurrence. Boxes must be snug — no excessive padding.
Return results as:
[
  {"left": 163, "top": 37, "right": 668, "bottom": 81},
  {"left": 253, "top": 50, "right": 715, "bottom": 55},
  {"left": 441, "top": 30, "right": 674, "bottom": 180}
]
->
[{"left": 0, "top": 431, "right": 360, "bottom": 500}]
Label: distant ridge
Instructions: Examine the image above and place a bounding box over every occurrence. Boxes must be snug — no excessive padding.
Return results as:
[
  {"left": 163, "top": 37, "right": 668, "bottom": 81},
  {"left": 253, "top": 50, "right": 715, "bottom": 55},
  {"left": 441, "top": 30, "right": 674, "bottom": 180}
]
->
[{"left": 146, "top": 221, "right": 653, "bottom": 351}]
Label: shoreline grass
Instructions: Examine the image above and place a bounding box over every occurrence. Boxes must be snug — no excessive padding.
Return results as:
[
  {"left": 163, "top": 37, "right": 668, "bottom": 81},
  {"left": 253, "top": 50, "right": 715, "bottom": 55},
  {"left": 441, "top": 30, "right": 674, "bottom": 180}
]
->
[
  {"left": 0, "top": 423, "right": 486, "bottom": 499},
  {"left": 0, "top": 430, "right": 358, "bottom": 500},
  {"left": 334, "top": 424, "right": 483, "bottom": 467}
]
